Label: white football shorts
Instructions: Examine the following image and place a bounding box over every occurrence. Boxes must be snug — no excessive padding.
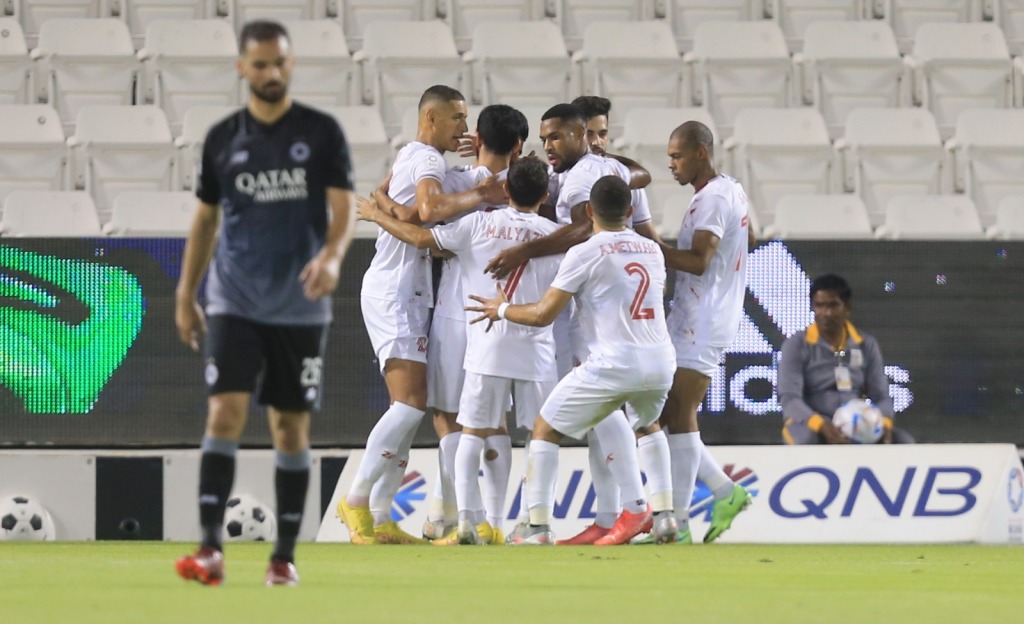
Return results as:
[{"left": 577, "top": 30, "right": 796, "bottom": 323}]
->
[
  {"left": 360, "top": 295, "right": 430, "bottom": 372},
  {"left": 458, "top": 371, "right": 554, "bottom": 431},
  {"left": 427, "top": 315, "right": 467, "bottom": 413}
]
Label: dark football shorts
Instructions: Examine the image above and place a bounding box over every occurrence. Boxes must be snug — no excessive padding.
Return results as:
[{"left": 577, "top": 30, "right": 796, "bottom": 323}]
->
[{"left": 204, "top": 314, "right": 328, "bottom": 412}]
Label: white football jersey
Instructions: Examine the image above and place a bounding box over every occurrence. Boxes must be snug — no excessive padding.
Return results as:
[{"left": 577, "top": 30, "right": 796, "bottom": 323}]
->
[
  {"left": 555, "top": 153, "right": 650, "bottom": 227},
  {"left": 360, "top": 142, "right": 444, "bottom": 304},
  {"left": 669, "top": 175, "right": 750, "bottom": 348},
  {"left": 432, "top": 208, "right": 561, "bottom": 381},
  {"left": 433, "top": 165, "right": 509, "bottom": 321},
  {"left": 551, "top": 228, "right": 670, "bottom": 361}
]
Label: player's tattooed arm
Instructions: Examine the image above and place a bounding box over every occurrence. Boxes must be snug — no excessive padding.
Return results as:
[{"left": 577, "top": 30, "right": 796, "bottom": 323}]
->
[
  {"left": 416, "top": 175, "right": 508, "bottom": 224},
  {"left": 660, "top": 229, "right": 720, "bottom": 276},
  {"left": 484, "top": 201, "right": 591, "bottom": 279},
  {"left": 175, "top": 201, "right": 220, "bottom": 351},
  {"left": 466, "top": 286, "right": 573, "bottom": 330},
  {"left": 357, "top": 195, "right": 441, "bottom": 252}
]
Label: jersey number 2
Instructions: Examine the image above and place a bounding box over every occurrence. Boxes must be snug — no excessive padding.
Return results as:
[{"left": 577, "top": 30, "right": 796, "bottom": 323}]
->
[{"left": 625, "top": 262, "right": 654, "bottom": 320}]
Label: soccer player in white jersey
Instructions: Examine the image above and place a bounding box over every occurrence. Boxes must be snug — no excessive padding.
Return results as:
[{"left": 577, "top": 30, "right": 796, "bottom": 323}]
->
[
  {"left": 339, "top": 85, "right": 506, "bottom": 545},
  {"left": 369, "top": 105, "right": 529, "bottom": 542},
  {"left": 359, "top": 158, "right": 562, "bottom": 545},
  {"left": 467, "top": 175, "right": 677, "bottom": 546},
  {"left": 659, "top": 121, "right": 754, "bottom": 544}
]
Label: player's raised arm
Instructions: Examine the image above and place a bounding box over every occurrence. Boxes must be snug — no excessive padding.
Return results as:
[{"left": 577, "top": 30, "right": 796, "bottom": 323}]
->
[
  {"left": 415, "top": 173, "right": 507, "bottom": 224},
  {"left": 357, "top": 195, "right": 441, "bottom": 251},
  {"left": 466, "top": 285, "right": 573, "bottom": 329},
  {"left": 483, "top": 200, "right": 591, "bottom": 279},
  {"left": 660, "top": 229, "right": 719, "bottom": 276},
  {"left": 606, "top": 153, "right": 651, "bottom": 189}
]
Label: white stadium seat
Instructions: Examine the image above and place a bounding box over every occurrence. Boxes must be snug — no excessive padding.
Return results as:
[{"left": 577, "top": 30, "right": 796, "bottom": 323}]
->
[
  {"left": 0, "top": 18, "right": 31, "bottom": 105},
  {"left": 877, "top": 0, "right": 976, "bottom": 54},
  {"left": 318, "top": 105, "right": 391, "bottom": 197},
  {"left": 655, "top": 186, "right": 696, "bottom": 239},
  {"left": 354, "top": 20, "right": 462, "bottom": 136},
  {"left": 773, "top": 0, "right": 864, "bottom": 52},
  {"left": 31, "top": 19, "right": 138, "bottom": 133},
  {"left": 104, "top": 190, "right": 195, "bottom": 236},
  {"left": 877, "top": 194, "right": 984, "bottom": 239},
  {"left": 987, "top": 195, "right": 1024, "bottom": 239},
  {"left": 465, "top": 21, "right": 571, "bottom": 109},
  {"left": 0, "top": 104, "right": 66, "bottom": 204},
  {"left": 725, "top": 107, "right": 832, "bottom": 226},
  {"left": 341, "top": 0, "right": 437, "bottom": 52},
  {"left": 174, "top": 104, "right": 236, "bottom": 190},
  {"left": 685, "top": 20, "right": 793, "bottom": 138},
  {"left": 11, "top": 0, "right": 106, "bottom": 48},
  {"left": 447, "top": 0, "right": 547, "bottom": 53},
  {"left": 613, "top": 106, "right": 718, "bottom": 220},
  {"left": 230, "top": 0, "right": 327, "bottom": 32},
  {"left": 795, "top": 20, "right": 904, "bottom": 139},
  {"left": 281, "top": 20, "right": 353, "bottom": 107},
  {"left": 991, "top": 0, "right": 1024, "bottom": 55},
  {"left": 1, "top": 190, "right": 101, "bottom": 236},
  {"left": 660, "top": 0, "right": 764, "bottom": 53},
  {"left": 573, "top": 21, "right": 684, "bottom": 137},
  {"left": 556, "top": 0, "right": 646, "bottom": 52},
  {"left": 836, "top": 107, "right": 945, "bottom": 226},
  {"left": 122, "top": 0, "right": 220, "bottom": 48},
  {"left": 907, "top": 22, "right": 1014, "bottom": 141},
  {"left": 948, "top": 108, "right": 1024, "bottom": 226},
  {"left": 69, "top": 105, "right": 175, "bottom": 222},
  {"left": 763, "top": 193, "right": 874, "bottom": 239},
  {"left": 138, "top": 19, "right": 240, "bottom": 134}
]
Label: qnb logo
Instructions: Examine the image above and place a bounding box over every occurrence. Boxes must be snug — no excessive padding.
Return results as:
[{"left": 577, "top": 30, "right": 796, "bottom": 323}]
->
[
  {"left": 234, "top": 168, "right": 308, "bottom": 202},
  {"left": 769, "top": 466, "right": 981, "bottom": 519},
  {"left": 703, "top": 241, "right": 914, "bottom": 416},
  {"left": 389, "top": 470, "right": 427, "bottom": 522}
]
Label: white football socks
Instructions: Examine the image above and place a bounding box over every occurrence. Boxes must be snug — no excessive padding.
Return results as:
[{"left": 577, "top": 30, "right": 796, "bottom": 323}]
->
[
  {"left": 586, "top": 429, "right": 619, "bottom": 528},
  {"left": 454, "top": 433, "right": 485, "bottom": 525},
  {"left": 668, "top": 432, "right": 701, "bottom": 530},
  {"left": 594, "top": 411, "right": 646, "bottom": 514},
  {"left": 482, "top": 434, "right": 512, "bottom": 530},
  {"left": 368, "top": 420, "right": 418, "bottom": 525},
  {"left": 699, "top": 441, "right": 736, "bottom": 500},
  {"left": 347, "top": 402, "right": 424, "bottom": 505},
  {"left": 438, "top": 431, "right": 461, "bottom": 522},
  {"left": 526, "top": 439, "right": 559, "bottom": 526},
  {"left": 637, "top": 430, "right": 673, "bottom": 513}
]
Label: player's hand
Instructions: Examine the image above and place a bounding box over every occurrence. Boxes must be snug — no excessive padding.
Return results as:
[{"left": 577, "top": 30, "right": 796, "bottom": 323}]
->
[
  {"left": 476, "top": 173, "right": 509, "bottom": 206},
  {"left": 457, "top": 132, "right": 478, "bottom": 159},
  {"left": 299, "top": 252, "right": 341, "bottom": 300},
  {"left": 465, "top": 288, "right": 509, "bottom": 332},
  {"left": 175, "top": 297, "right": 206, "bottom": 352},
  {"left": 484, "top": 245, "right": 529, "bottom": 280},
  {"left": 355, "top": 195, "right": 381, "bottom": 222},
  {"left": 820, "top": 421, "right": 852, "bottom": 444}
]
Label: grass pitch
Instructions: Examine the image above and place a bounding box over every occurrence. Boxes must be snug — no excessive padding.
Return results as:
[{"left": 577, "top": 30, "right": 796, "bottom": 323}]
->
[{"left": 0, "top": 542, "right": 1021, "bottom": 623}]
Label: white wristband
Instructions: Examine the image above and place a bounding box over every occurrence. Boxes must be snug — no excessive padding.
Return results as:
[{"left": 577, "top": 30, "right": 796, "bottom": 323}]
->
[{"left": 497, "top": 302, "right": 510, "bottom": 320}]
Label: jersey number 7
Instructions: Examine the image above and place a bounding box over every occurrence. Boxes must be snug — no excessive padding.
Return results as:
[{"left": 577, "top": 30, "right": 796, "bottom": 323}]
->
[
  {"left": 503, "top": 261, "right": 529, "bottom": 299},
  {"left": 625, "top": 262, "right": 654, "bottom": 320}
]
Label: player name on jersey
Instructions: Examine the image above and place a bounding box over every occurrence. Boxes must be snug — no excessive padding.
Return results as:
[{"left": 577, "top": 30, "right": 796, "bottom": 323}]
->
[
  {"left": 484, "top": 224, "right": 547, "bottom": 243},
  {"left": 598, "top": 239, "right": 659, "bottom": 256}
]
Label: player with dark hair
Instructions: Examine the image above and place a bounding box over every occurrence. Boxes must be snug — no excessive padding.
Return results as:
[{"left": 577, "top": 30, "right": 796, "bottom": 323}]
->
[
  {"left": 779, "top": 274, "right": 914, "bottom": 445},
  {"left": 174, "top": 20, "right": 355, "bottom": 586},
  {"left": 337, "top": 86, "right": 508, "bottom": 546},
  {"left": 466, "top": 175, "right": 676, "bottom": 546}
]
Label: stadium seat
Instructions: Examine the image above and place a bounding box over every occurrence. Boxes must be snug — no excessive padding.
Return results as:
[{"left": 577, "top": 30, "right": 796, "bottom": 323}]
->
[
  {"left": 138, "top": 19, "right": 240, "bottom": 134},
  {"left": 656, "top": 186, "right": 697, "bottom": 239},
  {"left": 987, "top": 194, "right": 1024, "bottom": 239},
  {"left": 773, "top": 0, "right": 864, "bottom": 52},
  {"left": 280, "top": 20, "right": 353, "bottom": 108},
  {"left": 613, "top": 106, "right": 718, "bottom": 218},
  {"left": 990, "top": 0, "right": 1024, "bottom": 55},
  {"left": 447, "top": 0, "right": 548, "bottom": 53},
  {"left": 230, "top": 0, "right": 328, "bottom": 31},
  {"left": 876, "top": 0, "right": 976, "bottom": 54},
  {"left": 354, "top": 20, "right": 462, "bottom": 136},
  {"left": 836, "top": 107, "right": 945, "bottom": 226},
  {"left": 660, "top": 0, "right": 765, "bottom": 53},
  {"left": 794, "top": 20, "right": 904, "bottom": 139},
  {"left": 684, "top": 20, "right": 792, "bottom": 138},
  {"left": 341, "top": 0, "right": 438, "bottom": 52},
  {"left": 104, "top": 190, "right": 194, "bottom": 236},
  {"left": 762, "top": 193, "right": 874, "bottom": 239},
  {"left": 724, "top": 107, "right": 832, "bottom": 227},
  {"left": 906, "top": 22, "right": 1014, "bottom": 141},
  {"left": 318, "top": 105, "right": 391, "bottom": 197},
  {"left": 174, "top": 104, "right": 236, "bottom": 190},
  {"left": 556, "top": 0, "right": 646, "bottom": 52},
  {"left": 1, "top": 190, "right": 101, "bottom": 236},
  {"left": 573, "top": 21, "right": 685, "bottom": 137},
  {"left": 122, "top": 0, "right": 221, "bottom": 48},
  {"left": 31, "top": 19, "right": 138, "bottom": 134},
  {"left": 11, "top": 0, "right": 107, "bottom": 48},
  {"left": 0, "top": 104, "right": 66, "bottom": 205},
  {"left": 465, "top": 21, "right": 571, "bottom": 109},
  {"left": 69, "top": 105, "right": 175, "bottom": 222},
  {"left": 0, "top": 18, "right": 31, "bottom": 105},
  {"left": 948, "top": 108, "right": 1024, "bottom": 226},
  {"left": 877, "top": 194, "right": 984, "bottom": 239}
]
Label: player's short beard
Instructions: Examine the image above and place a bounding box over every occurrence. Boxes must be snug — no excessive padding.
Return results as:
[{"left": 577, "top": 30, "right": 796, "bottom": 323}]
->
[{"left": 252, "top": 82, "right": 287, "bottom": 104}]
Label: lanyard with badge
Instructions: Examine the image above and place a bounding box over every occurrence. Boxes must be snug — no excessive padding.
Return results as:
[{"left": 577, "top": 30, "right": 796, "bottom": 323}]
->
[{"left": 833, "top": 349, "right": 853, "bottom": 391}]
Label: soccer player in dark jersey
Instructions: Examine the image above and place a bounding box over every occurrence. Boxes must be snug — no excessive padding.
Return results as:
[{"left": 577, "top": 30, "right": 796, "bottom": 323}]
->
[{"left": 174, "top": 20, "right": 355, "bottom": 587}]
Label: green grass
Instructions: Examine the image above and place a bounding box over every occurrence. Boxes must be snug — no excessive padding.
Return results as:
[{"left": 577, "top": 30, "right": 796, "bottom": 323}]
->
[{"left": 0, "top": 542, "right": 1021, "bottom": 623}]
